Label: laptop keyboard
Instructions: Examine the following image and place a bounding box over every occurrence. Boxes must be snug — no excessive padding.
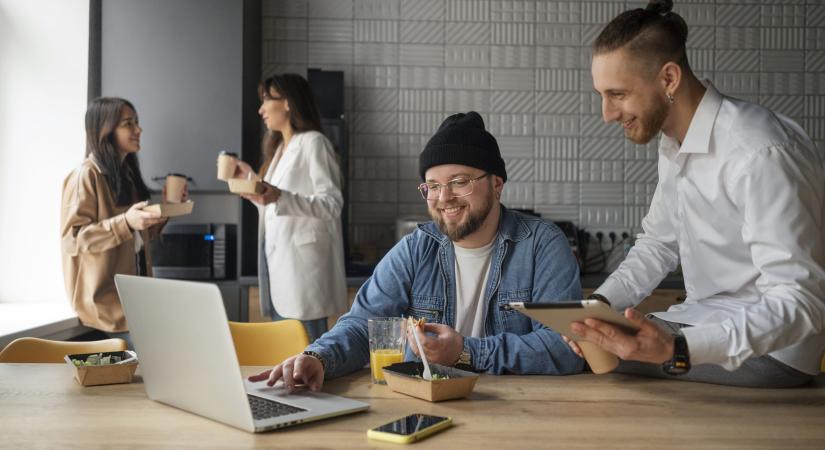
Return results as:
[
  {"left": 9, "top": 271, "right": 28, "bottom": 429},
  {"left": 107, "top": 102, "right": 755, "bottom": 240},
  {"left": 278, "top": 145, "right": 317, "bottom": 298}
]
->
[{"left": 248, "top": 394, "right": 306, "bottom": 420}]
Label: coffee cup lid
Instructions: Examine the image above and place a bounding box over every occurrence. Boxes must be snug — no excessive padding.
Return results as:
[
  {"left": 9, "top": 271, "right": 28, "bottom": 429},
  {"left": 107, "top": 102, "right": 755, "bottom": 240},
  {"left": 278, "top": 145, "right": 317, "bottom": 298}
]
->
[
  {"left": 219, "top": 151, "right": 238, "bottom": 157},
  {"left": 167, "top": 172, "right": 188, "bottom": 178}
]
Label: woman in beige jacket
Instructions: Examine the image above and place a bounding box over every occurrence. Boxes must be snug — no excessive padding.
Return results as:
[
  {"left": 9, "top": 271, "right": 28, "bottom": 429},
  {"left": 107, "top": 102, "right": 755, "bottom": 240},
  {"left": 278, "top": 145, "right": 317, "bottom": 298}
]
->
[{"left": 61, "top": 97, "right": 171, "bottom": 348}]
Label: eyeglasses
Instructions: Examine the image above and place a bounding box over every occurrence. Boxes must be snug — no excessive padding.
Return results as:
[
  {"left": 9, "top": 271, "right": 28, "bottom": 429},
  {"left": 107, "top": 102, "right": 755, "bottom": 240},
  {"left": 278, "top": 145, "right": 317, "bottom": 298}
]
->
[{"left": 418, "top": 173, "right": 489, "bottom": 200}]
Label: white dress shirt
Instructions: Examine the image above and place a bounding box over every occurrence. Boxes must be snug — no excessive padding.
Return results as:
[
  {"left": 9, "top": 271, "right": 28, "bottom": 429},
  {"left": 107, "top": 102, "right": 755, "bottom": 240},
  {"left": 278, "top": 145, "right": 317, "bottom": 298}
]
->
[{"left": 597, "top": 81, "right": 825, "bottom": 374}]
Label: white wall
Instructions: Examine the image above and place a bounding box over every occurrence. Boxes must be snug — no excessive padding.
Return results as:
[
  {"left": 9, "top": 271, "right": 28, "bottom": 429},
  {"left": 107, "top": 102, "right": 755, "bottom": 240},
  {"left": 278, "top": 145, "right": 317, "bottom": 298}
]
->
[{"left": 0, "top": 1, "right": 89, "bottom": 302}]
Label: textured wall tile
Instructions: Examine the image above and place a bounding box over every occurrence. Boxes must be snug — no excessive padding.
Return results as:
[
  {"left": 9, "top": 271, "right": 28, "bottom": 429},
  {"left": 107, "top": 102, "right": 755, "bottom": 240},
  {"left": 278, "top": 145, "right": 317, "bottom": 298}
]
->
[
  {"left": 807, "top": 51, "right": 825, "bottom": 72},
  {"left": 624, "top": 205, "right": 647, "bottom": 229},
  {"left": 400, "top": 21, "right": 444, "bottom": 44},
  {"left": 536, "top": 24, "right": 579, "bottom": 46},
  {"left": 536, "top": 92, "right": 579, "bottom": 114},
  {"left": 762, "top": 50, "right": 805, "bottom": 72},
  {"left": 499, "top": 136, "right": 535, "bottom": 158},
  {"left": 716, "top": 27, "right": 760, "bottom": 49},
  {"left": 401, "top": 66, "right": 444, "bottom": 88},
  {"left": 400, "top": 0, "right": 445, "bottom": 21},
  {"left": 352, "top": 66, "right": 399, "bottom": 88},
  {"left": 492, "top": 23, "right": 535, "bottom": 45},
  {"left": 397, "top": 202, "right": 429, "bottom": 218},
  {"left": 805, "top": 97, "right": 825, "bottom": 119},
  {"left": 689, "top": 26, "right": 715, "bottom": 49},
  {"left": 716, "top": 50, "right": 760, "bottom": 72},
  {"left": 536, "top": 137, "right": 579, "bottom": 160},
  {"left": 263, "top": 0, "right": 307, "bottom": 17},
  {"left": 354, "top": 88, "right": 398, "bottom": 111},
  {"left": 580, "top": 115, "right": 621, "bottom": 138},
  {"left": 352, "top": 180, "right": 398, "bottom": 202},
  {"left": 355, "top": 43, "right": 399, "bottom": 65},
  {"left": 807, "top": 29, "right": 825, "bottom": 51},
  {"left": 805, "top": 73, "right": 825, "bottom": 95},
  {"left": 580, "top": 138, "right": 624, "bottom": 160},
  {"left": 687, "top": 49, "right": 715, "bottom": 71},
  {"left": 309, "top": 0, "right": 353, "bottom": 19},
  {"left": 760, "top": 73, "right": 804, "bottom": 95},
  {"left": 353, "top": 111, "right": 399, "bottom": 133},
  {"left": 399, "top": 135, "right": 430, "bottom": 157},
  {"left": 445, "top": 89, "right": 490, "bottom": 112},
  {"left": 678, "top": 4, "right": 716, "bottom": 26},
  {"left": 265, "top": 41, "right": 307, "bottom": 64},
  {"left": 808, "top": 5, "right": 825, "bottom": 28},
  {"left": 500, "top": 182, "right": 534, "bottom": 206},
  {"left": 579, "top": 206, "right": 624, "bottom": 228},
  {"left": 446, "top": 45, "right": 490, "bottom": 67},
  {"left": 309, "top": 19, "right": 353, "bottom": 41},
  {"left": 535, "top": 69, "right": 579, "bottom": 91},
  {"left": 534, "top": 205, "right": 579, "bottom": 223},
  {"left": 351, "top": 224, "right": 396, "bottom": 250},
  {"left": 580, "top": 182, "right": 624, "bottom": 205},
  {"left": 535, "top": 46, "right": 582, "bottom": 69},
  {"left": 353, "top": 134, "right": 398, "bottom": 156},
  {"left": 581, "top": 91, "right": 602, "bottom": 115},
  {"left": 505, "top": 159, "right": 534, "bottom": 181},
  {"left": 760, "top": 96, "right": 805, "bottom": 120},
  {"left": 308, "top": 42, "right": 352, "bottom": 65},
  {"left": 261, "top": 63, "right": 308, "bottom": 78},
  {"left": 579, "top": 160, "right": 623, "bottom": 183},
  {"left": 536, "top": 159, "right": 578, "bottom": 182},
  {"left": 535, "top": 1, "right": 580, "bottom": 24},
  {"left": 624, "top": 140, "right": 658, "bottom": 161},
  {"left": 488, "top": 113, "right": 534, "bottom": 136},
  {"left": 581, "top": 2, "right": 625, "bottom": 24},
  {"left": 624, "top": 161, "right": 658, "bottom": 184},
  {"left": 355, "top": 0, "right": 400, "bottom": 19},
  {"left": 351, "top": 204, "right": 398, "bottom": 224},
  {"left": 399, "top": 112, "right": 443, "bottom": 134},
  {"left": 491, "top": 0, "right": 536, "bottom": 22},
  {"left": 714, "top": 72, "right": 759, "bottom": 94},
  {"left": 625, "top": 183, "right": 657, "bottom": 206},
  {"left": 761, "top": 4, "right": 805, "bottom": 27},
  {"left": 444, "top": 68, "right": 489, "bottom": 89},
  {"left": 535, "top": 115, "right": 579, "bottom": 136},
  {"left": 446, "top": 22, "right": 490, "bottom": 44},
  {"left": 355, "top": 20, "right": 398, "bottom": 42},
  {"left": 400, "top": 44, "right": 444, "bottom": 66},
  {"left": 491, "top": 46, "right": 535, "bottom": 68},
  {"left": 352, "top": 157, "right": 398, "bottom": 180},
  {"left": 762, "top": 28, "right": 805, "bottom": 50},
  {"left": 491, "top": 91, "right": 535, "bottom": 113},
  {"left": 263, "top": 18, "right": 307, "bottom": 41},
  {"left": 399, "top": 89, "right": 443, "bottom": 111},
  {"left": 534, "top": 182, "right": 579, "bottom": 205},
  {"left": 716, "top": 4, "right": 760, "bottom": 27},
  {"left": 580, "top": 24, "right": 602, "bottom": 47},
  {"left": 491, "top": 69, "right": 534, "bottom": 90},
  {"left": 447, "top": 0, "right": 490, "bottom": 22}
]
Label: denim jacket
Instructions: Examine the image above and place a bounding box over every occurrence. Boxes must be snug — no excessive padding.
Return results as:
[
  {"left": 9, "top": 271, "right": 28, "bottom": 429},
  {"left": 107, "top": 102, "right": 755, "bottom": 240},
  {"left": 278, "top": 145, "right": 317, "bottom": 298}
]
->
[{"left": 306, "top": 206, "right": 585, "bottom": 377}]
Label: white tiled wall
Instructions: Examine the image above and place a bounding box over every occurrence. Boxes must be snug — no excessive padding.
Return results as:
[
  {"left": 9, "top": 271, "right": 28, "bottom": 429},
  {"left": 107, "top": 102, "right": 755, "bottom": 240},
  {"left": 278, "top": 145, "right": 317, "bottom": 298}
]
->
[{"left": 262, "top": 0, "right": 825, "bottom": 256}]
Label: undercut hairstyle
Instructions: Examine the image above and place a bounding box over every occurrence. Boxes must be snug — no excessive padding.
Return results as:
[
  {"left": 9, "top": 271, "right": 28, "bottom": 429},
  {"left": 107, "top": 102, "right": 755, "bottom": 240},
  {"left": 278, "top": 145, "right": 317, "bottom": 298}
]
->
[
  {"left": 593, "top": 0, "right": 691, "bottom": 75},
  {"left": 84, "top": 97, "right": 150, "bottom": 207}
]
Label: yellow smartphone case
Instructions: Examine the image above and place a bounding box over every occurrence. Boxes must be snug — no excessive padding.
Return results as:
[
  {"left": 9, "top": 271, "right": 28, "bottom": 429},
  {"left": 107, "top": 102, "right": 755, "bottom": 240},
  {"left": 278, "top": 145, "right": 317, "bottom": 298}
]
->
[{"left": 367, "top": 417, "right": 453, "bottom": 444}]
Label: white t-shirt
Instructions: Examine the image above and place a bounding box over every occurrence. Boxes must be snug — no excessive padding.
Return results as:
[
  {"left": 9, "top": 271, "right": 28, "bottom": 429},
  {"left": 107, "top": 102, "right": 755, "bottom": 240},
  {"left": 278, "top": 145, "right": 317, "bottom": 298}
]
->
[{"left": 453, "top": 239, "right": 495, "bottom": 338}]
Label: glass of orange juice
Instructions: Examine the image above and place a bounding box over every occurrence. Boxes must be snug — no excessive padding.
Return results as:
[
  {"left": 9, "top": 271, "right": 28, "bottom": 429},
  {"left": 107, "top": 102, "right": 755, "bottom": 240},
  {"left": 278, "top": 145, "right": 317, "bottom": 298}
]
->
[{"left": 368, "top": 317, "right": 406, "bottom": 384}]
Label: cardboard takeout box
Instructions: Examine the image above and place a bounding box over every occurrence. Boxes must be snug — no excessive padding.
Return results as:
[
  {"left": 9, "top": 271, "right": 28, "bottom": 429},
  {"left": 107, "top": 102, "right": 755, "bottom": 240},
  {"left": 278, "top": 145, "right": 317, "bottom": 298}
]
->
[
  {"left": 143, "top": 201, "right": 194, "bottom": 217},
  {"left": 227, "top": 179, "right": 265, "bottom": 194},
  {"left": 382, "top": 361, "right": 479, "bottom": 402},
  {"left": 64, "top": 351, "right": 138, "bottom": 387}
]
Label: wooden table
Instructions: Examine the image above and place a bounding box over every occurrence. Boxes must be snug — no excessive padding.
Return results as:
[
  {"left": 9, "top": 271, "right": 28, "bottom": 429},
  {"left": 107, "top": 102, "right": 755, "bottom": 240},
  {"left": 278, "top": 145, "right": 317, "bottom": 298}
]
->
[{"left": 2, "top": 364, "right": 824, "bottom": 449}]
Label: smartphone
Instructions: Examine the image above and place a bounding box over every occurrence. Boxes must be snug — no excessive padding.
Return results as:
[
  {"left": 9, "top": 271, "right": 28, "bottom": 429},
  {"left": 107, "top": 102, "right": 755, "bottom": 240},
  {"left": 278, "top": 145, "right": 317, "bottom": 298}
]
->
[{"left": 367, "top": 414, "right": 452, "bottom": 444}]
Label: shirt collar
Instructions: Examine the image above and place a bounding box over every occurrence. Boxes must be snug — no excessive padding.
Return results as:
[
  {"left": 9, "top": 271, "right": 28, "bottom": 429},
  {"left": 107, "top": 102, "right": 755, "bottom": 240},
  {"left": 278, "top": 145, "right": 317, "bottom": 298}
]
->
[{"left": 659, "top": 80, "right": 723, "bottom": 157}]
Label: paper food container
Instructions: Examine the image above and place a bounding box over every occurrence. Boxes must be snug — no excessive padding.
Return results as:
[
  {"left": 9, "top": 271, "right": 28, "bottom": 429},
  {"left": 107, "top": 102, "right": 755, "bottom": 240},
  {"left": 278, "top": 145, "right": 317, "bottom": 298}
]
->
[
  {"left": 143, "top": 201, "right": 194, "bottom": 217},
  {"left": 227, "top": 178, "right": 265, "bottom": 194},
  {"left": 382, "top": 361, "right": 479, "bottom": 402},
  {"left": 64, "top": 351, "right": 138, "bottom": 387}
]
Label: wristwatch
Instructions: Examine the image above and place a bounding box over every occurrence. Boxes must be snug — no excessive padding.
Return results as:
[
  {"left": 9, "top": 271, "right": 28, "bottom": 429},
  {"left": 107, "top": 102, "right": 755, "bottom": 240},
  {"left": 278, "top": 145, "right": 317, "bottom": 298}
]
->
[
  {"left": 454, "top": 340, "right": 472, "bottom": 371},
  {"left": 587, "top": 293, "right": 611, "bottom": 306},
  {"left": 302, "top": 350, "right": 326, "bottom": 371},
  {"left": 662, "top": 333, "right": 691, "bottom": 375}
]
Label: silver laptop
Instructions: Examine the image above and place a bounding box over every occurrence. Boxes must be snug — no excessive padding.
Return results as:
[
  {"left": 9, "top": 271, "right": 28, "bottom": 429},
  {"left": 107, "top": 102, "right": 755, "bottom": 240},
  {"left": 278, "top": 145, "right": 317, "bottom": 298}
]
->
[{"left": 114, "top": 274, "right": 369, "bottom": 433}]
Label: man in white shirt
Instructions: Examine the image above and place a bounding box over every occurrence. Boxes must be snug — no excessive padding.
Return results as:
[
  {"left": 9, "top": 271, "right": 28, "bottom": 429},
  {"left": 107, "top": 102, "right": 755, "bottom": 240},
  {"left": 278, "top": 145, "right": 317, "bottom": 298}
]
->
[{"left": 568, "top": 1, "right": 825, "bottom": 387}]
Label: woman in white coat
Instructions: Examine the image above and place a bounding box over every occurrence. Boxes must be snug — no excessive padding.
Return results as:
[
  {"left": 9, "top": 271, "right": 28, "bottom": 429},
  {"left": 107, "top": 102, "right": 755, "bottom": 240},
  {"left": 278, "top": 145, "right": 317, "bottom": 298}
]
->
[{"left": 235, "top": 73, "right": 347, "bottom": 342}]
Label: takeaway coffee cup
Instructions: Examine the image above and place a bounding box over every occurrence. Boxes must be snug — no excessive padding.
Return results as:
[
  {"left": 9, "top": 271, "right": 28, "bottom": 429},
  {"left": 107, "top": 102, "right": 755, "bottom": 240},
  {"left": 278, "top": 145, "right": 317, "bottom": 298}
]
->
[
  {"left": 165, "top": 173, "right": 187, "bottom": 203},
  {"left": 577, "top": 340, "right": 619, "bottom": 374},
  {"left": 216, "top": 151, "right": 238, "bottom": 181}
]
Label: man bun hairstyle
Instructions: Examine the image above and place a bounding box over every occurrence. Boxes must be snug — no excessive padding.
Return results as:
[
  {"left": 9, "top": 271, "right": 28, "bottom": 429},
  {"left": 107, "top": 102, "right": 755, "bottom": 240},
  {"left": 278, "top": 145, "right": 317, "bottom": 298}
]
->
[{"left": 593, "top": 0, "right": 690, "bottom": 73}]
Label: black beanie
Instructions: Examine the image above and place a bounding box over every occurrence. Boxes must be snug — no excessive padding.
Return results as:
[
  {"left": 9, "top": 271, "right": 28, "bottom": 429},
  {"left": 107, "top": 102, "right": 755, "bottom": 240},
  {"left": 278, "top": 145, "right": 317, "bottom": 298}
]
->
[{"left": 418, "top": 111, "right": 507, "bottom": 182}]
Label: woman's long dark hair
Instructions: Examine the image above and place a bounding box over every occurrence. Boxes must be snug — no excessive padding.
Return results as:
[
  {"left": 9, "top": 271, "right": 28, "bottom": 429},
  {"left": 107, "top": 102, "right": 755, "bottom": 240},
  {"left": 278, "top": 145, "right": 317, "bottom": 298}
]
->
[
  {"left": 258, "top": 73, "right": 324, "bottom": 177},
  {"left": 84, "top": 97, "right": 150, "bottom": 206}
]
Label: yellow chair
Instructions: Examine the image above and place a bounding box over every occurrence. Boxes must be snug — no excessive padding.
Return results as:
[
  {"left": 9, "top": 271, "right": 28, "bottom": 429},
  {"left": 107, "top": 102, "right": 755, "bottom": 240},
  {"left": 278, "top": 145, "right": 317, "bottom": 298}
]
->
[
  {"left": 0, "top": 337, "right": 128, "bottom": 363},
  {"left": 228, "top": 320, "right": 310, "bottom": 366}
]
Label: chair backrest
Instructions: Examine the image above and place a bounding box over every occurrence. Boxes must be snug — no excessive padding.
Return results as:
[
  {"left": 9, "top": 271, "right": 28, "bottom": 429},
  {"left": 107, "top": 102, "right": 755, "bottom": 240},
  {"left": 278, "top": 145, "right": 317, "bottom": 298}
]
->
[
  {"left": 228, "top": 320, "right": 310, "bottom": 366},
  {"left": 0, "top": 337, "right": 128, "bottom": 363}
]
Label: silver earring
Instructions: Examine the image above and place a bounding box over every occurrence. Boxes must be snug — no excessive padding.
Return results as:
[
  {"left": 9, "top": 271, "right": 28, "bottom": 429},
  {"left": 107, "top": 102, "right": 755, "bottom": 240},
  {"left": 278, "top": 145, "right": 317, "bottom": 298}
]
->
[{"left": 667, "top": 94, "right": 675, "bottom": 104}]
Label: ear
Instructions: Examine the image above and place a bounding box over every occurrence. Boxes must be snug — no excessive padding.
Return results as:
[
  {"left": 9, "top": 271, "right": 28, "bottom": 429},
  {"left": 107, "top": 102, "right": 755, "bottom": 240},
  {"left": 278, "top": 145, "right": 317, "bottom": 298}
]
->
[
  {"left": 283, "top": 100, "right": 290, "bottom": 113},
  {"left": 492, "top": 175, "right": 504, "bottom": 199},
  {"left": 658, "top": 62, "right": 682, "bottom": 98}
]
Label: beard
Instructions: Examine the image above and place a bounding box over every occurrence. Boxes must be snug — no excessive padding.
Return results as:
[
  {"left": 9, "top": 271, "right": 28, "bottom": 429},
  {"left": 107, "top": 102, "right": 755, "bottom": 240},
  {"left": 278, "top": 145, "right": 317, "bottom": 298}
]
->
[
  {"left": 429, "top": 191, "right": 494, "bottom": 241},
  {"left": 625, "top": 96, "right": 669, "bottom": 144}
]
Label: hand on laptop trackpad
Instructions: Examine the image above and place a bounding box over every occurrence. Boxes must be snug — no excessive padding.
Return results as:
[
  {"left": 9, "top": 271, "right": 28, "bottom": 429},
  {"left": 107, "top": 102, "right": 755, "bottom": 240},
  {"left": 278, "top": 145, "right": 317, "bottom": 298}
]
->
[{"left": 247, "top": 379, "right": 313, "bottom": 396}]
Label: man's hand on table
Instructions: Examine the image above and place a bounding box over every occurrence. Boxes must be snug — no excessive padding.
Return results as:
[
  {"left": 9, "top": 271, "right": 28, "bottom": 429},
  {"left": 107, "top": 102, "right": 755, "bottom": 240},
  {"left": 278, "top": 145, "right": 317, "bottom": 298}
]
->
[{"left": 248, "top": 353, "right": 325, "bottom": 393}]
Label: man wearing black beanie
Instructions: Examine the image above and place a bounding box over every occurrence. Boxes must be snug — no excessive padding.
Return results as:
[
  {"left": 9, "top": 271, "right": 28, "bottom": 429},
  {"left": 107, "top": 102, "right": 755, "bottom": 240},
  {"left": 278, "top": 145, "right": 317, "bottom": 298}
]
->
[{"left": 252, "top": 112, "right": 584, "bottom": 390}]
